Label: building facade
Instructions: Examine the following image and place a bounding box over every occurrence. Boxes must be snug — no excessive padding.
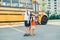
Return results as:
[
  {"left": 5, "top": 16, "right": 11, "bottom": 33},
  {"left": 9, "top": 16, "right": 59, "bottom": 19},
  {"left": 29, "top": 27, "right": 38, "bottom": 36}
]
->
[{"left": 46, "top": 0, "right": 60, "bottom": 16}]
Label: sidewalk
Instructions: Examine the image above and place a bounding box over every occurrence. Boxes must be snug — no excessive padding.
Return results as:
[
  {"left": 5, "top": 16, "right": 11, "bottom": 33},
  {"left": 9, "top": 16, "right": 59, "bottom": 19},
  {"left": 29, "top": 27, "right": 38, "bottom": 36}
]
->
[
  {"left": 0, "top": 20, "right": 60, "bottom": 28},
  {"left": 48, "top": 20, "right": 60, "bottom": 25},
  {"left": 0, "top": 22, "right": 24, "bottom": 28},
  {"left": 48, "top": 20, "right": 60, "bottom": 22}
]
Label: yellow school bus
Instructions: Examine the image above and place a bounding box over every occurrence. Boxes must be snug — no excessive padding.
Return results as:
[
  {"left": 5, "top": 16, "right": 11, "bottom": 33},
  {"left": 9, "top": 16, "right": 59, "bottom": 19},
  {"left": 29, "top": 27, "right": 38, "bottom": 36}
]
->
[
  {"left": 0, "top": 0, "right": 33, "bottom": 23},
  {"left": 32, "top": 0, "right": 48, "bottom": 25},
  {"left": 0, "top": 0, "right": 48, "bottom": 25}
]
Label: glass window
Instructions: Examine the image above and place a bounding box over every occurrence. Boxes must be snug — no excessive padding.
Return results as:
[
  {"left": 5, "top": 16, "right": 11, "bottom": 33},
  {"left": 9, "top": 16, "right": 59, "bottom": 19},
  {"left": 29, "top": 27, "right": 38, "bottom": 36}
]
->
[
  {"left": 54, "top": 5, "right": 57, "bottom": 6},
  {"left": 54, "top": 0, "right": 56, "bottom": 1},
  {"left": 54, "top": 2, "right": 56, "bottom": 4},
  {"left": 0, "top": 0, "right": 1, "bottom": 6},
  {"left": 1, "top": 0, "right": 10, "bottom": 6},
  {"left": 12, "top": 0, "right": 18, "bottom": 7},
  {"left": 54, "top": 7, "right": 57, "bottom": 9},
  {"left": 19, "top": 0, "right": 25, "bottom": 8},
  {"left": 19, "top": 3, "right": 25, "bottom": 8},
  {"left": 48, "top": 5, "right": 51, "bottom": 6},
  {"left": 27, "top": 3, "right": 32, "bottom": 8},
  {"left": 48, "top": 0, "right": 50, "bottom": 1},
  {"left": 48, "top": 2, "right": 50, "bottom": 4},
  {"left": 19, "top": 0, "right": 32, "bottom": 8},
  {"left": 12, "top": 0, "right": 18, "bottom": 3},
  {"left": 26, "top": 0, "right": 32, "bottom": 8},
  {"left": 20, "top": 0, "right": 25, "bottom": 3},
  {"left": 26, "top": 0, "right": 32, "bottom": 4}
]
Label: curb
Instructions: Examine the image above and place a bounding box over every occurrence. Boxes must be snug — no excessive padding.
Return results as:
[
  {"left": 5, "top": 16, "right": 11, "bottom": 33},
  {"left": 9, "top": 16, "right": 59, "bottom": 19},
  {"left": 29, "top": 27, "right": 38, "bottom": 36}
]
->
[
  {"left": 48, "top": 22, "right": 60, "bottom": 26},
  {"left": 0, "top": 24, "right": 24, "bottom": 28},
  {"left": 0, "top": 22, "right": 24, "bottom": 28}
]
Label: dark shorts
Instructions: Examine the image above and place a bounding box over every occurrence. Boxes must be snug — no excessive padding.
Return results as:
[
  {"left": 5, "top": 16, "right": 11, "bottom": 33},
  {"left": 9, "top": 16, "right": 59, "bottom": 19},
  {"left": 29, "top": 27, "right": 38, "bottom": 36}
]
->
[{"left": 24, "top": 20, "right": 30, "bottom": 27}]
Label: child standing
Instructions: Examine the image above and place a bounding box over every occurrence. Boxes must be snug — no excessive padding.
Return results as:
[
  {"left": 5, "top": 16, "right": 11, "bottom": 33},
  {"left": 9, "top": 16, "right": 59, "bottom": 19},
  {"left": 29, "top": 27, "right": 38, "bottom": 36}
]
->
[{"left": 31, "top": 15, "right": 36, "bottom": 36}]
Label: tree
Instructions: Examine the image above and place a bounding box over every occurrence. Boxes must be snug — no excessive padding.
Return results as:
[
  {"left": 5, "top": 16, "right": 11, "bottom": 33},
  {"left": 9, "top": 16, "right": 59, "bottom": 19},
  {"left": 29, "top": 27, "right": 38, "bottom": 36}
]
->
[{"left": 0, "top": 0, "right": 1, "bottom": 2}]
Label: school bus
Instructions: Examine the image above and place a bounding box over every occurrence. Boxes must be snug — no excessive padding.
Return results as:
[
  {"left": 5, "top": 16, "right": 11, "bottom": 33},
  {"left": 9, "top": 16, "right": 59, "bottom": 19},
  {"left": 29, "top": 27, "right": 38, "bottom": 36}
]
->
[
  {"left": 32, "top": 0, "right": 48, "bottom": 25},
  {"left": 0, "top": 0, "right": 33, "bottom": 23},
  {"left": 0, "top": 0, "right": 48, "bottom": 25}
]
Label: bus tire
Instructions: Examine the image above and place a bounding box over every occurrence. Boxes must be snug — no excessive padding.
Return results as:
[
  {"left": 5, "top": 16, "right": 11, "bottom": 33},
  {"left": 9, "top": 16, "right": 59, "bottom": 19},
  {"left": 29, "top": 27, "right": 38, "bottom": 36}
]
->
[{"left": 41, "top": 16, "right": 48, "bottom": 25}]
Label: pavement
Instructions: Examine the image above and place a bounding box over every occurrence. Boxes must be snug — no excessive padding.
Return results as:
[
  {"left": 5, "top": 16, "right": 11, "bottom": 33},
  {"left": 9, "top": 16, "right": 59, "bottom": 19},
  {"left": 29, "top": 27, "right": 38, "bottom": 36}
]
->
[
  {"left": 0, "top": 21, "right": 60, "bottom": 28},
  {"left": 48, "top": 22, "right": 60, "bottom": 25},
  {"left": 0, "top": 24, "right": 60, "bottom": 40},
  {"left": 48, "top": 20, "right": 60, "bottom": 25},
  {"left": 0, "top": 20, "right": 60, "bottom": 40}
]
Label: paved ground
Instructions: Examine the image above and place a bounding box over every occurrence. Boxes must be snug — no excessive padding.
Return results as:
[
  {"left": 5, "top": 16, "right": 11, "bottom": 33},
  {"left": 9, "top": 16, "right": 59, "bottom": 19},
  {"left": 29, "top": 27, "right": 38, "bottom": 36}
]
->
[
  {"left": 0, "top": 23, "right": 60, "bottom": 40},
  {"left": 48, "top": 22, "right": 60, "bottom": 25}
]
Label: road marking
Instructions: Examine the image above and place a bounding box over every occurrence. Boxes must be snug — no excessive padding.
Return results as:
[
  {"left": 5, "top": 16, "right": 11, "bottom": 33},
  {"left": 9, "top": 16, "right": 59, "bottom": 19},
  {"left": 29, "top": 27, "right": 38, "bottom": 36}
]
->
[{"left": 10, "top": 27, "right": 26, "bottom": 33}]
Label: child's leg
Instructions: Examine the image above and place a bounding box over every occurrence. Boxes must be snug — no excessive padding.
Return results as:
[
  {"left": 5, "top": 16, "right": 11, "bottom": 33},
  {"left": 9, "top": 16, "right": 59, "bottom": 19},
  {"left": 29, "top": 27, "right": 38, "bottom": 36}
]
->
[
  {"left": 31, "top": 26, "right": 35, "bottom": 36},
  {"left": 31, "top": 29, "right": 35, "bottom": 36}
]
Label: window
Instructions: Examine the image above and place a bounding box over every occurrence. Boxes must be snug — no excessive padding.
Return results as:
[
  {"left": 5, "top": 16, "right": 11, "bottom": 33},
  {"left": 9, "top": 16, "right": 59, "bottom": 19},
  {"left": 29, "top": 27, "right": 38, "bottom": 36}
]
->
[
  {"left": 54, "top": 0, "right": 56, "bottom": 1},
  {"left": 20, "top": 0, "right": 25, "bottom": 3},
  {"left": 54, "top": 7, "right": 57, "bottom": 9},
  {"left": 26, "top": 0, "right": 32, "bottom": 8},
  {"left": 48, "top": 7, "right": 51, "bottom": 9},
  {"left": 0, "top": 0, "right": 1, "bottom": 6},
  {"left": 19, "top": 0, "right": 32, "bottom": 9},
  {"left": 48, "top": 5, "right": 51, "bottom": 6},
  {"left": 19, "top": 0, "right": 25, "bottom": 8},
  {"left": 54, "top": 5, "right": 57, "bottom": 6},
  {"left": 12, "top": 0, "right": 18, "bottom": 7},
  {"left": 54, "top": 10, "right": 57, "bottom": 13},
  {"left": 54, "top": 2, "right": 56, "bottom": 4},
  {"left": 19, "top": 3, "right": 25, "bottom": 8},
  {"left": 27, "top": 3, "right": 32, "bottom": 8},
  {"left": 26, "top": 0, "right": 32, "bottom": 4},
  {"left": 48, "top": 2, "right": 50, "bottom": 4},
  {"left": 1, "top": 0, "right": 10, "bottom": 6},
  {"left": 48, "top": 0, "right": 50, "bottom": 1}
]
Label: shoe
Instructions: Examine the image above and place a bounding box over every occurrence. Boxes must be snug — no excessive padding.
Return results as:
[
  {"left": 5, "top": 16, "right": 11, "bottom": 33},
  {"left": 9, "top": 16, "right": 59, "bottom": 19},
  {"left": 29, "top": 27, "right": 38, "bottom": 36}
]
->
[
  {"left": 24, "top": 34, "right": 28, "bottom": 37},
  {"left": 24, "top": 34, "right": 31, "bottom": 37},
  {"left": 28, "top": 34, "right": 32, "bottom": 36}
]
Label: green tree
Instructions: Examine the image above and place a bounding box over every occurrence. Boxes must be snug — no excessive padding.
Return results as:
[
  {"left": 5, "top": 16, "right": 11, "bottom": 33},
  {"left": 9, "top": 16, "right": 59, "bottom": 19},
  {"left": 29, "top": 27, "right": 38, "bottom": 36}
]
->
[
  {"left": 50, "top": 14, "right": 55, "bottom": 19},
  {"left": 0, "top": 0, "right": 1, "bottom": 2}
]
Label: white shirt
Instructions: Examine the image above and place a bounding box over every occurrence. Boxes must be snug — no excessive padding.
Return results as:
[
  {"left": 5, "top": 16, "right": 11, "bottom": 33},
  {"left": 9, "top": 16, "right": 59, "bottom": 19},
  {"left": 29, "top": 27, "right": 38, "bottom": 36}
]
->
[{"left": 24, "top": 10, "right": 30, "bottom": 20}]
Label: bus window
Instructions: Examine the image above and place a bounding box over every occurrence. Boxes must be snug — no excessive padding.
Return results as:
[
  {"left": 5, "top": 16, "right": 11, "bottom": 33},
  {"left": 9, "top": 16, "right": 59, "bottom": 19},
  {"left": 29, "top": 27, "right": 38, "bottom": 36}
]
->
[
  {"left": 19, "top": 0, "right": 32, "bottom": 9},
  {"left": 12, "top": 0, "right": 18, "bottom": 7},
  {"left": 27, "top": 0, "right": 32, "bottom": 9},
  {"left": 1, "top": 0, "right": 10, "bottom": 6},
  {"left": 19, "top": 0, "right": 25, "bottom": 8},
  {"left": 19, "top": 3, "right": 25, "bottom": 8},
  {"left": 26, "top": 0, "right": 32, "bottom": 4},
  {"left": 27, "top": 3, "right": 32, "bottom": 9}
]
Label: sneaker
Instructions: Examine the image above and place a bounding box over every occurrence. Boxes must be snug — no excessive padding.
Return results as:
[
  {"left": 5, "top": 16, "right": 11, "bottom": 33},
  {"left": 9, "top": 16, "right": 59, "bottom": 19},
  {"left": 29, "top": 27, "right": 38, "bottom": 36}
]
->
[
  {"left": 24, "top": 34, "right": 31, "bottom": 37},
  {"left": 24, "top": 34, "right": 28, "bottom": 37},
  {"left": 28, "top": 34, "right": 32, "bottom": 36}
]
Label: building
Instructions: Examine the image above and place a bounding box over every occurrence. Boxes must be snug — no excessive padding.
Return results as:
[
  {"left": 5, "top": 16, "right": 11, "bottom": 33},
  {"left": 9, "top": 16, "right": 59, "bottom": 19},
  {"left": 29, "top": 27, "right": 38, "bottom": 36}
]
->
[{"left": 46, "top": 0, "right": 60, "bottom": 16}]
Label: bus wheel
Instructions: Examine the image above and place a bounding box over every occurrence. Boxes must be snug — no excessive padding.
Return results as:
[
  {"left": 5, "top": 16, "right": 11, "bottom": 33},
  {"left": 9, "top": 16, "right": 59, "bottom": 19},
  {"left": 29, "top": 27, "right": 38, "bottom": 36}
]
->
[{"left": 41, "top": 16, "right": 48, "bottom": 25}]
